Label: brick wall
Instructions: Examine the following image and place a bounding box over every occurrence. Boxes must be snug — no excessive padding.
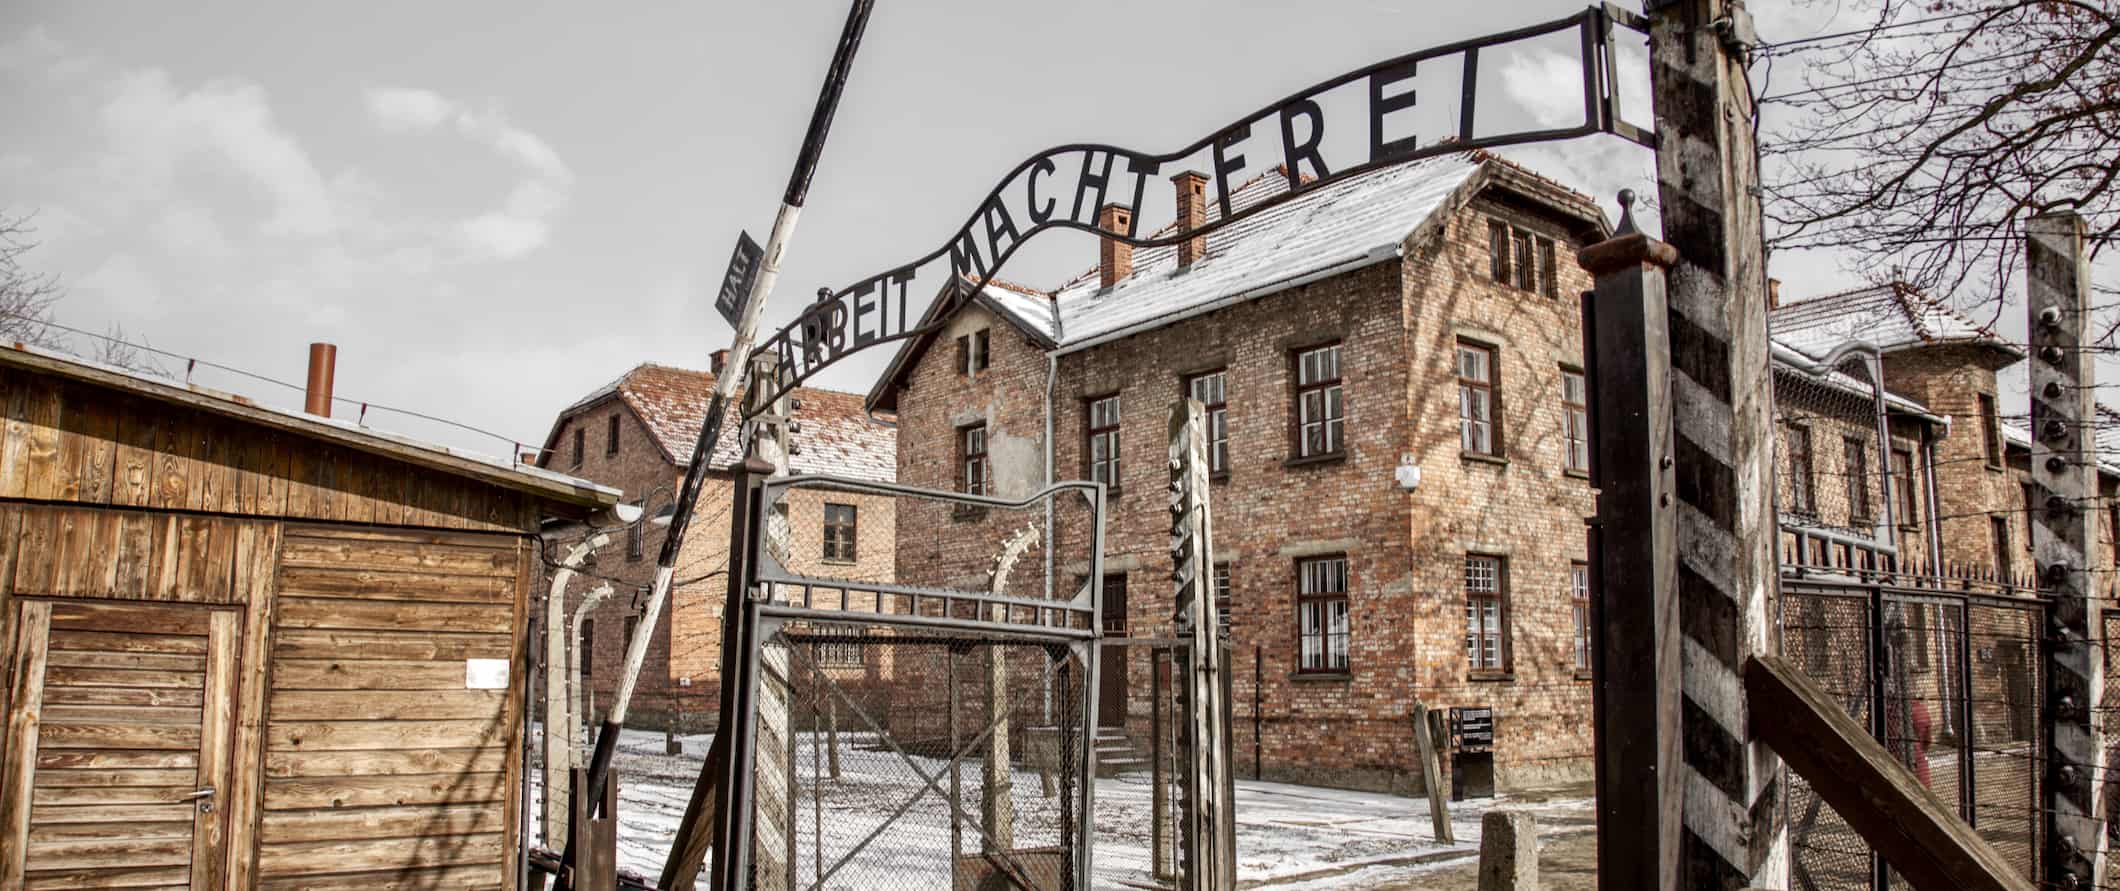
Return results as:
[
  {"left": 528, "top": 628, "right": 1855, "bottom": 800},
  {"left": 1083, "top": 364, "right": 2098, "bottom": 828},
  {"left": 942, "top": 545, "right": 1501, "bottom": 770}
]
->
[{"left": 889, "top": 187, "right": 1607, "bottom": 794}]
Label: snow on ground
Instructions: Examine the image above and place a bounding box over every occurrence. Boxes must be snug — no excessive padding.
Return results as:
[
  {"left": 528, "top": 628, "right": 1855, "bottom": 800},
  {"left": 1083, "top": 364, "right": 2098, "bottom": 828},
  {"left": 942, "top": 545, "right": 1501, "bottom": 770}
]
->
[{"left": 530, "top": 726, "right": 1569, "bottom": 889}]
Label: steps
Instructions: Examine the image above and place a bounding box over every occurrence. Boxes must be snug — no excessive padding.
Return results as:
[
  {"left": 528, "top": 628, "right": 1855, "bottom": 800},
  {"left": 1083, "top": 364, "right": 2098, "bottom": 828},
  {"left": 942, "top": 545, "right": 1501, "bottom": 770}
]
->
[{"left": 1094, "top": 727, "right": 1148, "bottom": 777}]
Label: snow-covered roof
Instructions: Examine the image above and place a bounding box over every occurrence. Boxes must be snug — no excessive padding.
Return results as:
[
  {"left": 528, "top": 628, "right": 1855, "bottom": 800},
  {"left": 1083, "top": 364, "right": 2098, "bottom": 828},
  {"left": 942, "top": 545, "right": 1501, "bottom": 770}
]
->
[
  {"left": 0, "top": 340, "right": 620, "bottom": 508},
  {"left": 551, "top": 363, "right": 895, "bottom": 483},
  {"left": 2000, "top": 414, "right": 2120, "bottom": 479},
  {"left": 1044, "top": 155, "right": 1485, "bottom": 351},
  {"left": 1769, "top": 338, "right": 1943, "bottom": 423},
  {"left": 1770, "top": 282, "right": 2019, "bottom": 362},
  {"left": 869, "top": 152, "right": 1607, "bottom": 410}
]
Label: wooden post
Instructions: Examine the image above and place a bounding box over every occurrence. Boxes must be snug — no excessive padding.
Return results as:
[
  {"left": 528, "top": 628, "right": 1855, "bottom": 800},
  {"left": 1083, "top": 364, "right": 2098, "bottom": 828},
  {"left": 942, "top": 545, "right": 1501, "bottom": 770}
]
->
[
  {"left": 1746, "top": 655, "right": 2032, "bottom": 891},
  {"left": 1412, "top": 700, "right": 1455, "bottom": 845},
  {"left": 1646, "top": 0, "right": 1787, "bottom": 885},
  {"left": 2028, "top": 210, "right": 2105, "bottom": 886},
  {"left": 1170, "top": 397, "right": 1235, "bottom": 890},
  {"left": 1580, "top": 193, "right": 1681, "bottom": 890}
]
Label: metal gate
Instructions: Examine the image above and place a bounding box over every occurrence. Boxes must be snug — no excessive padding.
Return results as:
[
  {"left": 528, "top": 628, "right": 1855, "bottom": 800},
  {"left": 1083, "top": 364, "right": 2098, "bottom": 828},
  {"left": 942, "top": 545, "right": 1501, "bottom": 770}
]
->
[
  {"left": 1779, "top": 569, "right": 2045, "bottom": 890},
  {"left": 722, "top": 473, "right": 1108, "bottom": 891}
]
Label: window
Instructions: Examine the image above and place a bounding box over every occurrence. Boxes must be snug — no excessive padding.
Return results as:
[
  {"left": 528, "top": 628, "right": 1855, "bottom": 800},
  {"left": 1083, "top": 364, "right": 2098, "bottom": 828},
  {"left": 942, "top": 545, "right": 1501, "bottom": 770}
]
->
[
  {"left": 1561, "top": 369, "right": 1589, "bottom": 474},
  {"left": 1513, "top": 230, "right": 1536, "bottom": 292},
  {"left": 1979, "top": 393, "right": 2002, "bottom": 467},
  {"left": 1458, "top": 341, "right": 1497, "bottom": 456},
  {"left": 1187, "top": 371, "right": 1230, "bottom": 475},
  {"left": 959, "top": 425, "right": 988, "bottom": 495},
  {"left": 1295, "top": 344, "right": 1344, "bottom": 458},
  {"left": 1465, "top": 555, "right": 1508, "bottom": 673},
  {"left": 814, "top": 623, "right": 866, "bottom": 668},
  {"left": 1891, "top": 448, "right": 1917, "bottom": 526},
  {"left": 2110, "top": 503, "right": 2119, "bottom": 569},
  {"left": 1787, "top": 425, "right": 1815, "bottom": 514},
  {"left": 1571, "top": 562, "right": 1591, "bottom": 672},
  {"left": 572, "top": 426, "right": 585, "bottom": 468},
  {"left": 1843, "top": 437, "right": 1872, "bottom": 523},
  {"left": 1086, "top": 396, "right": 1121, "bottom": 487},
  {"left": 1213, "top": 562, "right": 1232, "bottom": 635},
  {"left": 2021, "top": 482, "right": 2038, "bottom": 552},
  {"left": 1990, "top": 516, "right": 2011, "bottom": 577},
  {"left": 1296, "top": 557, "right": 1349, "bottom": 672},
  {"left": 627, "top": 517, "right": 644, "bottom": 561},
  {"left": 606, "top": 414, "right": 620, "bottom": 456},
  {"left": 579, "top": 619, "right": 594, "bottom": 677},
  {"left": 1538, "top": 238, "right": 1559, "bottom": 298},
  {"left": 1487, "top": 220, "right": 1512, "bottom": 283},
  {"left": 822, "top": 503, "right": 858, "bottom": 562},
  {"left": 957, "top": 329, "right": 990, "bottom": 377}
]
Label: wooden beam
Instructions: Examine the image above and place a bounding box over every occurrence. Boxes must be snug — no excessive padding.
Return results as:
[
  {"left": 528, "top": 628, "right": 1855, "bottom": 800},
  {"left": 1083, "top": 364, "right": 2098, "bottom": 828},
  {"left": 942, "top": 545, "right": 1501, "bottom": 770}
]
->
[{"left": 1743, "top": 654, "right": 2031, "bottom": 891}]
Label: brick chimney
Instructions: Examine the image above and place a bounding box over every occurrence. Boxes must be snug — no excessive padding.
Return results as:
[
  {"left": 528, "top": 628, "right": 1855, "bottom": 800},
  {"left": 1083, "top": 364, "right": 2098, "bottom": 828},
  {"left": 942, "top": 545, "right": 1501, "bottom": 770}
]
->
[
  {"left": 710, "top": 349, "right": 729, "bottom": 376},
  {"left": 1767, "top": 278, "right": 1781, "bottom": 310},
  {"left": 1097, "top": 203, "right": 1133, "bottom": 288},
  {"left": 1173, "top": 171, "right": 1208, "bottom": 269}
]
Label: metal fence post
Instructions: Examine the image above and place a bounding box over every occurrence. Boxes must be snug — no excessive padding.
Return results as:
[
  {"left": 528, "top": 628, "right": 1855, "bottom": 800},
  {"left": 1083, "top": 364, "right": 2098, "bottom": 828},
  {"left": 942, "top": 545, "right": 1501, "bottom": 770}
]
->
[
  {"left": 2029, "top": 209, "right": 2105, "bottom": 887},
  {"left": 1867, "top": 585, "right": 1890, "bottom": 891},
  {"left": 1960, "top": 601, "right": 1978, "bottom": 828}
]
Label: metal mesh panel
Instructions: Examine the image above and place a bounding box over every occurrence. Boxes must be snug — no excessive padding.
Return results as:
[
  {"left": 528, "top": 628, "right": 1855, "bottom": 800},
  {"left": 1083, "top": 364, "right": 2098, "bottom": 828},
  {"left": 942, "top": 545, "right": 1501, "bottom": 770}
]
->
[
  {"left": 1781, "top": 587, "right": 1878, "bottom": 889},
  {"left": 757, "top": 627, "right": 1087, "bottom": 891},
  {"left": 1963, "top": 599, "right": 2041, "bottom": 881},
  {"left": 1779, "top": 583, "right": 2046, "bottom": 890}
]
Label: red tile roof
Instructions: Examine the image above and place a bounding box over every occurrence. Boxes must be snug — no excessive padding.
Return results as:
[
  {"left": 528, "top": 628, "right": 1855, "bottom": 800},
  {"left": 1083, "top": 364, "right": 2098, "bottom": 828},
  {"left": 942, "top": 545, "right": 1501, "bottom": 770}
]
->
[{"left": 559, "top": 362, "right": 895, "bottom": 483}]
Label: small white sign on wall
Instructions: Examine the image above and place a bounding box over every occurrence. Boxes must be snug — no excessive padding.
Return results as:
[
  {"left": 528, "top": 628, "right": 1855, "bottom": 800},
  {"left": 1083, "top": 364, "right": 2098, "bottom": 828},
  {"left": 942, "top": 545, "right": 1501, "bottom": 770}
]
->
[{"left": 465, "top": 658, "right": 510, "bottom": 689}]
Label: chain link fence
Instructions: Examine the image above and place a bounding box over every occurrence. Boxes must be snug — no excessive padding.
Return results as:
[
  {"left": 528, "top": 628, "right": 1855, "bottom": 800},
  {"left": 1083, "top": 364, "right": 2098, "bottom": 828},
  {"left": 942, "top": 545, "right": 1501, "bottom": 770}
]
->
[
  {"left": 1779, "top": 578, "right": 2043, "bottom": 891},
  {"left": 752, "top": 626, "right": 1088, "bottom": 891}
]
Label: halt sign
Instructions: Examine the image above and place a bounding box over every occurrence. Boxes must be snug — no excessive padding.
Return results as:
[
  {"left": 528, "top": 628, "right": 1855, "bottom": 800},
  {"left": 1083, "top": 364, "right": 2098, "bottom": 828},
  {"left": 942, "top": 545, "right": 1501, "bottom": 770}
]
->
[{"left": 714, "top": 230, "right": 765, "bottom": 325}]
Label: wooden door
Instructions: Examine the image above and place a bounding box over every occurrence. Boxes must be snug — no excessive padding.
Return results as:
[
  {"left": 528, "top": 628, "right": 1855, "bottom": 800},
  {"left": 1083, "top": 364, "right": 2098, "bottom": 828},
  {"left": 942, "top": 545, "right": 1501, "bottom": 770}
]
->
[
  {"left": 1, "top": 600, "right": 240, "bottom": 890},
  {"left": 1099, "top": 573, "right": 1128, "bottom": 728}
]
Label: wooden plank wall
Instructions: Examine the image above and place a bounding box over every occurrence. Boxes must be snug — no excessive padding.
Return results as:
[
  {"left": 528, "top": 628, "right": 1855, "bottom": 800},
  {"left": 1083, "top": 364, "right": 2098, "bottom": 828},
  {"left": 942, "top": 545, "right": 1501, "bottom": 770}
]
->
[
  {"left": 255, "top": 524, "right": 527, "bottom": 889},
  {"left": 0, "top": 368, "right": 537, "bottom": 532}
]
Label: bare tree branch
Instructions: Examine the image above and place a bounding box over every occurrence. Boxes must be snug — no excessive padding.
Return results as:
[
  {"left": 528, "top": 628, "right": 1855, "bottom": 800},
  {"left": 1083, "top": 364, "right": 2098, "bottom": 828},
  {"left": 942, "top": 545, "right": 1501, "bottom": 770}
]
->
[{"left": 0, "top": 211, "right": 64, "bottom": 349}]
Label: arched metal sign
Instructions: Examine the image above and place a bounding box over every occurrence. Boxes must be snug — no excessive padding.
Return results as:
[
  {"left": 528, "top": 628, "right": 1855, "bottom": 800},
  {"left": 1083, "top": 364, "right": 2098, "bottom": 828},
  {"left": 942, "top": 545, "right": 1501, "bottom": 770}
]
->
[{"left": 748, "top": 2, "right": 1653, "bottom": 410}]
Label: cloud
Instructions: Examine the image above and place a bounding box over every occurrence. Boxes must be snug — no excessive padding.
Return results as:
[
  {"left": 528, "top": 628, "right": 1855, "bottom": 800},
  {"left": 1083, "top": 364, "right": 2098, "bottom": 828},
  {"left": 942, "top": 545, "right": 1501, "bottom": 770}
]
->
[
  {"left": 101, "top": 69, "right": 337, "bottom": 237},
  {"left": 363, "top": 86, "right": 573, "bottom": 259},
  {"left": 149, "top": 204, "right": 233, "bottom": 260},
  {"left": 364, "top": 87, "right": 454, "bottom": 131}
]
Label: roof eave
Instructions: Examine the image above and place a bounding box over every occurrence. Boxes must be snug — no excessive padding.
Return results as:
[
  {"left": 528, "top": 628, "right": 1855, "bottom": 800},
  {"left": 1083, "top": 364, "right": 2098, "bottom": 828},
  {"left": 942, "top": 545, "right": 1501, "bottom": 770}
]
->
[{"left": 0, "top": 343, "right": 620, "bottom": 510}]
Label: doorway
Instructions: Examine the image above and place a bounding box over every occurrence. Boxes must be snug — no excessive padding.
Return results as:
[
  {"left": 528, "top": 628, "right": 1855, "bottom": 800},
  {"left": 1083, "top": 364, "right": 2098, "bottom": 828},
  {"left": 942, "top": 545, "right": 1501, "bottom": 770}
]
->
[
  {"left": 1, "top": 599, "right": 241, "bottom": 889},
  {"left": 1099, "top": 573, "right": 1128, "bottom": 728}
]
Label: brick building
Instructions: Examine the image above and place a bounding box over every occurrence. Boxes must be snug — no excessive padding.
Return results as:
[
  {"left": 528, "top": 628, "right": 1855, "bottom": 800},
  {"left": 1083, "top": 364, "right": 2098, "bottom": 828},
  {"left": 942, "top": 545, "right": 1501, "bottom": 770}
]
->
[
  {"left": 534, "top": 358, "right": 896, "bottom": 727},
  {"left": 864, "top": 144, "right": 2120, "bottom": 797},
  {"left": 869, "top": 152, "right": 1614, "bottom": 794}
]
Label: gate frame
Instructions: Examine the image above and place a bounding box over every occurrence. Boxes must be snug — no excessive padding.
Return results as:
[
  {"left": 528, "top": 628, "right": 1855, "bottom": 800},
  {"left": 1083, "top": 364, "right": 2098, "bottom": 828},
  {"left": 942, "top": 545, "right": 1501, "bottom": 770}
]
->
[{"left": 717, "top": 472, "right": 1110, "bottom": 891}]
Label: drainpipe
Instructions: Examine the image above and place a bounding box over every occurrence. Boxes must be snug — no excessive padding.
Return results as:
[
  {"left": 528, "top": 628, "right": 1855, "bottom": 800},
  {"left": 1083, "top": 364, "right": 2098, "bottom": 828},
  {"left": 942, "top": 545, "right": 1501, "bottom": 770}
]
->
[
  {"left": 542, "top": 532, "right": 605, "bottom": 849},
  {"left": 1043, "top": 351, "right": 1058, "bottom": 725}
]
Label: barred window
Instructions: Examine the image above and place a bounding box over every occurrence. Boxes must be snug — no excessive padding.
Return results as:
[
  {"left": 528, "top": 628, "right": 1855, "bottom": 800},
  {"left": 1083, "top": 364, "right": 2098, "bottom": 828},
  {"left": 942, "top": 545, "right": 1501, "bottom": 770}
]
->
[
  {"left": 1213, "top": 562, "right": 1232, "bottom": 635},
  {"left": 1295, "top": 345, "right": 1344, "bottom": 458},
  {"left": 1295, "top": 556, "right": 1349, "bottom": 673},
  {"left": 1561, "top": 369, "right": 1588, "bottom": 473},
  {"left": 1187, "top": 371, "right": 1230, "bottom": 475},
  {"left": 822, "top": 503, "right": 857, "bottom": 563},
  {"left": 572, "top": 427, "right": 585, "bottom": 468},
  {"left": 957, "top": 329, "right": 990, "bottom": 376},
  {"left": 814, "top": 623, "right": 866, "bottom": 668},
  {"left": 1571, "top": 562, "right": 1591, "bottom": 672},
  {"left": 1465, "top": 555, "right": 1508, "bottom": 672},
  {"left": 1513, "top": 230, "right": 1536, "bottom": 292},
  {"left": 1087, "top": 396, "right": 1121, "bottom": 487},
  {"left": 1979, "top": 393, "right": 2002, "bottom": 467},
  {"left": 1458, "top": 342, "right": 1497, "bottom": 455},
  {"left": 606, "top": 414, "right": 620, "bottom": 456},
  {"left": 1538, "top": 238, "right": 1559, "bottom": 298}
]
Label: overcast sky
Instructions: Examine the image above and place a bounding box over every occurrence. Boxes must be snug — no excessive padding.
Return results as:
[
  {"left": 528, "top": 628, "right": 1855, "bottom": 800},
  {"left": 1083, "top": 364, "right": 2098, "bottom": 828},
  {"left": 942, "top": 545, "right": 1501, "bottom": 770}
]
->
[{"left": 1, "top": 1, "right": 1854, "bottom": 458}]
